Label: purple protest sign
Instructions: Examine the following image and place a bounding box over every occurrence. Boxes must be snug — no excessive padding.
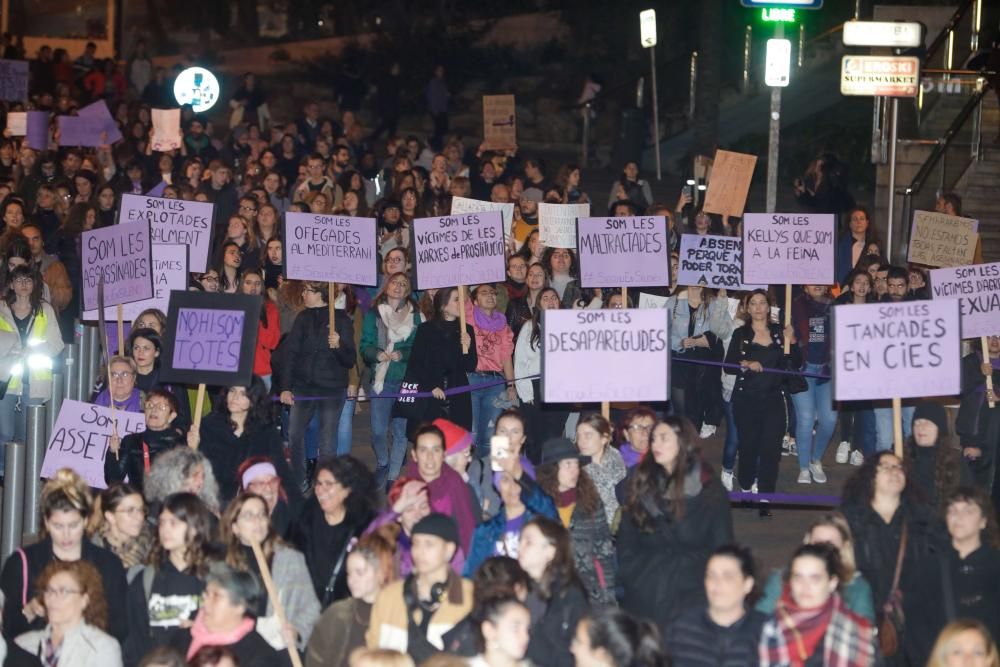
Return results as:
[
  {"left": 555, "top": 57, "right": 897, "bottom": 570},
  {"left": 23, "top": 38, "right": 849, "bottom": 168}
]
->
[
  {"left": 41, "top": 400, "right": 146, "bottom": 489},
  {"left": 81, "top": 221, "right": 153, "bottom": 311},
  {"left": 0, "top": 60, "right": 28, "bottom": 101},
  {"left": 284, "top": 212, "right": 378, "bottom": 285},
  {"left": 160, "top": 291, "right": 261, "bottom": 385},
  {"left": 119, "top": 193, "right": 215, "bottom": 272},
  {"left": 743, "top": 213, "right": 836, "bottom": 285},
  {"left": 542, "top": 308, "right": 670, "bottom": 403},
  {"left": 83, "top": 243, "right": 188, "bottom": 322},
  {"left": 57, "top": 115, "right": 109, "bottom": 147},
  {"left": 411, "top": 211, "right": 506, "bottom": 289},
  {"left": 77, "top": 100, "right": 123, "bottom": 143},
  {"left": 929, "top": 262, "right": 1000, "bottom": 339},
  {"left": 677, "top": 233, "right": 764, "bottom": 290},
  {"left": 576, "top": 216, "right": 670, "bottom": 288},
  {"left": 833, "top": 300, "right": 961, "bottom": 401},
  {"left": 24, "top": 111, "right": 49, "bottom": 150}
]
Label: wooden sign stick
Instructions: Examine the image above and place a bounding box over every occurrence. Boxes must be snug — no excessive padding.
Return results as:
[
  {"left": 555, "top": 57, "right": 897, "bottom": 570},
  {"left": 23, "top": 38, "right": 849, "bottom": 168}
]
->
[
  {"left": 783, "top": 284, "right": 792, "bottom": 354},
  {"left": 250, "top": 541, "right": 304, "bottom": 667},
  {"left": 190, "top": 383, "right": 206, "bottom": 446},
  {"left": 328, "top": 283, "right": 338, "bottom": 348},
  {"left": 621, "top": 286, "right": 627, "bottom": 308},
  {"left": 458, "top": 285, "right": 469, "bottom": 353},
  {"left": 892, "top": 397, "right": 904, "bottom": 458},
  {"left": 601, "top": 401, "right": 610, "bottom": 421},
  {"left": 983, "top": 336, "right": 996, "bottom": 409},
  {"left": 96, "top": 276, "right": 118, "bottom": 459},
  {"left": 116, "top": 304, "right": 124, "bottom": 356}
]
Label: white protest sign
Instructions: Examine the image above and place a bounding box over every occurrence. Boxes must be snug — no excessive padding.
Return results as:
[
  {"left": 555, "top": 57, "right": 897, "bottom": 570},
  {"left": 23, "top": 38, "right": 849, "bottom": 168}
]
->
[
  {"left": 450, "top": 197, "right": 515, "bottom": 239},
  {"left": 743, "top": 213, "right": 835, "bottom": 285},
  {"left": 638, "top": 292, "right": 670, "bottom": 309},
  {"left": 151, "top": 108, "right": 182, "bottom": 151},
  {"left": 539, "top": 202, "right": 589, "bottom": 249},
  {"left": 928, "top": 262, "right": 1000, "bottom": 339},
  {"left": 833, "top": 300, "right": 961, "bottom": 401}
]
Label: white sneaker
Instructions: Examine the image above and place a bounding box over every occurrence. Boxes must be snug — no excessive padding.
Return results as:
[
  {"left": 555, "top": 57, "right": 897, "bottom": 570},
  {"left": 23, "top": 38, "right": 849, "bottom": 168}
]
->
[
  {"left": 751, "top": 481, "right": 758, "bottom": 494},
  {"left": 809, "top": 462, "right": 827, "bottom": 483},
  {"left": 700, "top": 424, "right": 717, "bottom": 439},
  {"left": 849, "top": 450, "right": 864, "bottom": 466},
  {"left": 782, "top": 435, "right": 791, "bottom": 456},
  {"left": 721, "top": 469, "right": 734, "bottom": 491},
  {"left": 797, "top": 469, "right": 812, "bottom": 484},
  {"left": 835, "top": 441, "right": 850, "bottom": 464}
]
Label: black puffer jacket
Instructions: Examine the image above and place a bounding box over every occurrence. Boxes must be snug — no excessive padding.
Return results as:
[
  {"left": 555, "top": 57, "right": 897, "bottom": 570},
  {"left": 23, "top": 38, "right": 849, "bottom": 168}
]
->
[
  {"left": 525, "top": 582, "right": 589, "bottom": 667},
  {"left": 104, "top": 426, "right": 187, "bottom": 493},
  {"left": 664, "top": 606, "right": 766, "bottom": 667},
  {"left": 277, "top": 306, "right": 356, "bottom": 396}
]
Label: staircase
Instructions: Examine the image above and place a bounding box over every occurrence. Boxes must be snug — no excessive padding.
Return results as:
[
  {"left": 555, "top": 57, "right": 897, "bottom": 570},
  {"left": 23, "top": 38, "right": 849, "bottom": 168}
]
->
[{"left": 953, "top": 94, "right": 1000, "bottom": 262}]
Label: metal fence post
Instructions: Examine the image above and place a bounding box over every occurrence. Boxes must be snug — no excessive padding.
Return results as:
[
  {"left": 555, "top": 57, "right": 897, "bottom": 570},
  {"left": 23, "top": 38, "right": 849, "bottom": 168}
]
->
[
  {"left": 63, "top": 342, "right": 79, "bottom": 402},
  {"left": 1, "top": 441, "right": 25, "bottom": 561},
  {"left": 23, "top": 403, "right": 48, "bottom": 538}
]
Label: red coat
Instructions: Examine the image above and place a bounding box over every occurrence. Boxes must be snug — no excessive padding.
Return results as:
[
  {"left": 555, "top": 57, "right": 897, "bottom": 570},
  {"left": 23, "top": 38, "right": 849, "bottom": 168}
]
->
[{"left": 254, "top": 300, "right": 281, "bottom": 377}]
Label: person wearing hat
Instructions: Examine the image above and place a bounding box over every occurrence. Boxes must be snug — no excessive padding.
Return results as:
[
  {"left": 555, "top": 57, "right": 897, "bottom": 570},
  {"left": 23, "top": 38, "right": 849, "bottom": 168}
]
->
[
  {"left": 366, "top": 513, "right": 473, "bottom": 662},
  {"left": 908, "top": 402, "right": 973, "bottom": 511},
  {"left": 402, "top": 423, "right": 478, "bottom": 561},
  {"left": 436, "top": 417, "right": 485, "bottom": 513},
  {"left": 534, "top": 437, "right": 617, "bottom": 605}
]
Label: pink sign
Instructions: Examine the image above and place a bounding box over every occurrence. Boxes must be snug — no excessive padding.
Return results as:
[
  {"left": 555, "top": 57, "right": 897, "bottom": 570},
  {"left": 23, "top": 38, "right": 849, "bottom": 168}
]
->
[
  {"left": 41, "top": 400, "right": 146, "bottom": 489},
  {"left": 412, "top": 211, "right": 506, "bottom": 289},
  {"left": 81, "top": 221, "right": 154, "bottom": 311},
  {"left": 576, "top": 216, "right": 670, "bottom": 288},
  {"left": 833, "top": 300, "right": 961, "bottom": 401},
  {"left": 284, "top": 212, "right": 378, "bottom": 285},
  {"left": 542, "top": 309, "right": 670, "bottom": 403},
  {"left": 743, "top": 213, "right": 836, "bottom": 285},
  {"left": 929, "top": 262, "right": 1000, "bottom": 339}
]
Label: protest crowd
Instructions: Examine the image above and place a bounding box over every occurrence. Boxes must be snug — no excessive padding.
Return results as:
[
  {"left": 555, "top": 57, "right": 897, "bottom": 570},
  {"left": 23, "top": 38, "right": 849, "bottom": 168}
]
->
[{"left": 0, "top": 35, "right": 996, "bottom": 667}]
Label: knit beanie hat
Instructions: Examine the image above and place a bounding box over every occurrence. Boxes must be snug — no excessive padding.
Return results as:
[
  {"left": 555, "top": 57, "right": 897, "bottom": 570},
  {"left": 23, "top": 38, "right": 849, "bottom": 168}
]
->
[
  {"left": 432, "top": 418, "right": 473, "bottom": 456},
  {"left": 912, "top": 402, "right": 949, "bottom": 437},
  {"left": 412, "top": 513, "right": 459, "bottom": 546}
]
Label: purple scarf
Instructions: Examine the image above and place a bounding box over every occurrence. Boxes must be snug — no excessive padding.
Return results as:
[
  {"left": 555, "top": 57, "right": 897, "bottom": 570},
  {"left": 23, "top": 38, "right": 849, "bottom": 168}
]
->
[
  {"left": 473, "top": 305, "right": 507, "bottom": 332},
  {"left": 94, "top": 388, "right": 143, "bottom": 413}
]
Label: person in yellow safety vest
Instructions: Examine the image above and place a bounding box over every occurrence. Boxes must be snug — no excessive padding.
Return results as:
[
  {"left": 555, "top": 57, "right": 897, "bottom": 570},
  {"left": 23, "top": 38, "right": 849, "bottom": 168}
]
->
[{"left": 0, "top": 265, "right": 64, "bottom": 449}]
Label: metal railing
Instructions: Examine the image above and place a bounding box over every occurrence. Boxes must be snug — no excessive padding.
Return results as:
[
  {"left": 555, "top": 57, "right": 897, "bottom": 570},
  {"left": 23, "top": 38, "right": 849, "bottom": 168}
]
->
[
  {"left": 916, "top": 0, "right": 984, "bottom": 125},
  {"left": 896, "top": 81, "right": 992, "bottom": 258}
]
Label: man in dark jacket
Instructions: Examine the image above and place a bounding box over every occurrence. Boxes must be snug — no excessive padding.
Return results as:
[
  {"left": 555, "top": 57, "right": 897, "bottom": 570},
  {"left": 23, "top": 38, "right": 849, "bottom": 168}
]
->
[{"left": 278, "top": 281, "right": 356, "bottom": 491}]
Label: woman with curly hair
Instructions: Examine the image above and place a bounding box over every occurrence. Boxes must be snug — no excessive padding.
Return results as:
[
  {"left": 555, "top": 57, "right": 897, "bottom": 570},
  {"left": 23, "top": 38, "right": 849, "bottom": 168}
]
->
[
  {"left": 0, "top": 469, "right": 128, "bottom": 643},
  {"left": 221, "top": 493, "right": 320, "bottom": 651},
  {"left": 839, "top": 450, "right": 942, "bottom": 659},
  {"left": 14, "top": 560, "right": 122, "bottom": 666},
  {"left": 189, "top": 375, "right": 296, "bottom": 506},
  {"left": 906, "top": 402, "right": 973, "bottom": 511},
  {"left": 290, "top": 456, "right": 378, "bottom": 608},
  {"left": 616, "top": 417, "right": 734, "bottom": 637},
  {"left": 534, "top": 437, "right": 616, "bottom": 605},
  {"left": 123, "top": 492, "right": 218, "bottom": 664},
  {"left": 903, "top": 487, "right": 1000, "bottom": 667},
  {"left": 144, "top": 445, "right": 222, "bottom": 516}
]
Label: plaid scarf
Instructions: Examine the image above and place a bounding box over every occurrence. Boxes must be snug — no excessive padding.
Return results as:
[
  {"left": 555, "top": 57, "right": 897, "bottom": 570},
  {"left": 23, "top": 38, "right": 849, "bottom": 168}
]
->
[{"left": 760, "top": 592, "right": 875, "bottom": 667}]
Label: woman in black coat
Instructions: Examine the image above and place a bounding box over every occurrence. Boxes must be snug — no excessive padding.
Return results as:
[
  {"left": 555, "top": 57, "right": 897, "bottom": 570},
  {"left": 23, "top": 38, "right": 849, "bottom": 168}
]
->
[
  {"left": 394, "top": 286, "right": 477, "bottom": 433},
  {"left": 616, "top": 417, "right": 734, "bottom": 637},
  {"left": 903, "top": 487, "right": 1000, "bottom": 667},
  {"left": 189, "top": 375, "right": 297, "bottom": 507},
  {"left": 518, "top": 516, "right": 589, "bottom": 667},
  {"left": 105, "top": 388, "right": 187, "bottom": 494}
]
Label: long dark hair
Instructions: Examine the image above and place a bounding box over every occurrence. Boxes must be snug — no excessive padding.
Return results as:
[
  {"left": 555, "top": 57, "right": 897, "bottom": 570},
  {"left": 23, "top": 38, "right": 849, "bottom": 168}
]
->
[
  {"left": 522, "top": 516, "right": 581, "bottom": 599},
  {"left": 529, "top": 287, "right": 560, "bottom": 350},
  {"left": 314, "top": 456, "right": 378, "bottom": 522},
  {"left": 127, "top": 327, "right": 161, "bottom": 370},
  {"left": 582, "top": 607, "right": 668, "bottom": 667},
  {"left": 214, "top": 375, "right": 274, "bottom": 430},
  {"left": 623, "top": 417, "right": 701, "bottom": 530},
  {"left": 151, "top": 492, "right": 215, "bottom": 577},
  {"left": 432, "top": 286, "right": 458, "bottom": 321},
  {"left": 541, "top": 246, "right": 579, "bottom": 279},
  {"left": 536, "top": 461, "right": 601, "bottom": 517}
]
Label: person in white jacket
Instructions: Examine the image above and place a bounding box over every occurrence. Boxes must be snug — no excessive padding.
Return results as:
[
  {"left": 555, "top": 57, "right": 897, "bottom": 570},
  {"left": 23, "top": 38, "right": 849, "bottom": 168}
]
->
[
  {"left": 513, "top": 288, "right": 569, "bottom": 461},
  {"left": 16, "top": 560, "right": 123, "bottom": 667}
]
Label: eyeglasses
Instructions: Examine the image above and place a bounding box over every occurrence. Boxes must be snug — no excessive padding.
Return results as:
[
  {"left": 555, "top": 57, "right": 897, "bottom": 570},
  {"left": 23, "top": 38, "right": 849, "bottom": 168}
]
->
[
  {"left": 110, "top": 371, "right": 134, "bottom": 379},
  {"left": 43, "top": 587, "right": 82, "bottom": 598},
  {"left": 145, "top": 402, "right": 172, "bottom": 413},
  {"left": 628, "top": 424, "right": 653, "bottom": 432},
  {"left": 12, "top": 277, "right": 33, "bottom": 285},
  {"left": 202, "top": 275, "right": 219, "bottom": 283},
  {"left": 239, "top": 205, "right": 258, "bottom": 213}
]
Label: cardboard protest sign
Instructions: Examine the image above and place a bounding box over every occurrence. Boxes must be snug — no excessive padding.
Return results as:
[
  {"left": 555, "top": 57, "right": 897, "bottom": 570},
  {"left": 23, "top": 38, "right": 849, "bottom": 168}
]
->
[
  {"left": 542, "top": 309, "right": 670, "bottom": 403},
  {"left": 929, "top": 262, "right": 1000, "bottom": 339},
  {"left": 40, "top": 400, "right": 146, "bottom": 489},
  {"left": 450, "top": 196, "right": 515, "bottom": 239},
  {"left": 907, "top": 210, "right": 979, "bottom": 268},
  {"left": 284, "top": 212, "right": 378, "bottom": 285},
  {"left": 702, "top": 150, "right": 757, "bottom": 218},
  {"left": 6, "top": 112, "right": 25, "bottom": 135},
  {"left": 83, "top": 244, "right": 188, "bottom": 322},
  {"left": 576, "top": 216, "right": 670, "bottom": 288},
  {"left": 638, "top": 293, "right": 669, "bottom": 309},
  {"left": 0, "top": 60, "right": 28, "bottom": 101},
  {"left": 411, "top": 211, "right": 506, "bottom": 289},
  {"left": 833, "top": 300, "right": 961, "bottom": 401},
  {"left": 119, "top": 193, "right": 215, "bottom": 272},
  {"left": 80, "top": 221, "right": 154, "bottom": 312},
  {"left": 742, "top": 213, "right": 835, "bottom": 285},
  {"left": 151, "top": 108, "right": 182, "bottom": 151},
  {"left": 77, "top": 100, "right": 123, "bottom": 143},
  {"left": 160, "top": 291, "right": 261, "bottom": 386},
  {"left": 483, "top": 95, "right": 516, "bottom": 150},
  {"left": 677, "top": 233, "right": 764, "bottom": 290},
  {"left": 539, "top": 202, "right": 590, "bottom": 249}
]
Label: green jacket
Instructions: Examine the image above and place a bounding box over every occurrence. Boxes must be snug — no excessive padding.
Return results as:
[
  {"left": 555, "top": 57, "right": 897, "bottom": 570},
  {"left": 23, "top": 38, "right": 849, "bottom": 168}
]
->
[{"left": 360, "top": 304, "right": 423, "bottom": 390}]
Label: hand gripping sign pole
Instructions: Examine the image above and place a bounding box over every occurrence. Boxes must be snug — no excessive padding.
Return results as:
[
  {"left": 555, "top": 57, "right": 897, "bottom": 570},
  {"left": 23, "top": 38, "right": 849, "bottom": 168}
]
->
[{"left": 251, "top": 541, "right": 304, "bottom": 667}]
